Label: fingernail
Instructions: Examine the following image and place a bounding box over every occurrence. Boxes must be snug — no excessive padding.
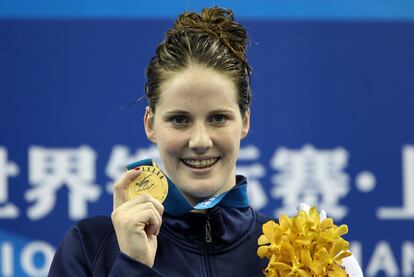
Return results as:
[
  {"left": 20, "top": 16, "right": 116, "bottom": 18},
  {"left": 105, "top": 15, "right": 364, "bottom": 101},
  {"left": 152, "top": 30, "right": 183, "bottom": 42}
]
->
[{"left": 134, "top": 166, "right": 140, "bottom": 171}]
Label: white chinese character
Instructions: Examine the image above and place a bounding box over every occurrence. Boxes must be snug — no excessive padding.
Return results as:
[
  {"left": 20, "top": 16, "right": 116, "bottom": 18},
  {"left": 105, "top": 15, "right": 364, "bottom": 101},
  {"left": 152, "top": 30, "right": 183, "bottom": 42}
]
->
[
  {"left": 25, "top": 146, "right": 101, "bottom": 220},
  {"left": 377, "top": 145, "right": 414, "bottom": 219},
  {"left": 105, "top": 145, "right": 161, "bottom": 193},
  {"left": 0, "top": 147, "right": 20, "bottom": 218},
  {"left": 237, "top": 145, "right": 268, "bottom": 210},
  {"left": 271, "top": 144, "right": 350, "bottom": 220}
]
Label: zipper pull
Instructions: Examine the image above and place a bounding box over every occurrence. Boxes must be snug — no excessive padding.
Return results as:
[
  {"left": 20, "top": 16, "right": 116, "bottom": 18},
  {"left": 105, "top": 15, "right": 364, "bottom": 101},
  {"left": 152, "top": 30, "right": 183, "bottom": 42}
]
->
[{"left": 205, "top": 219, "right": 212, "bottom": 243}]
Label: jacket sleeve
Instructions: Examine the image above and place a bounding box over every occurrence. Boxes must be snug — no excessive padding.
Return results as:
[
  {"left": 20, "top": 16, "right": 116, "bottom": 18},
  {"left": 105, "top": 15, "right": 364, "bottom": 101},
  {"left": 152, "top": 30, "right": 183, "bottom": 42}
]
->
[
  {"left": 109, "top": 252, "right": 162, "bottom": 277},
  {"left": 48, "top": 224, "right": 162, "bottom": 277}
]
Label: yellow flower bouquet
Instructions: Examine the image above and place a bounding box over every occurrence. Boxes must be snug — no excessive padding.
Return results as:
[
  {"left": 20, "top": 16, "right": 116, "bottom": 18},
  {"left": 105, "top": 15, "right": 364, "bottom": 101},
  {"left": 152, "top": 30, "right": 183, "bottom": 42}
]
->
[{"left": 257, "top": 207, "right": 351, "bottom": 277}]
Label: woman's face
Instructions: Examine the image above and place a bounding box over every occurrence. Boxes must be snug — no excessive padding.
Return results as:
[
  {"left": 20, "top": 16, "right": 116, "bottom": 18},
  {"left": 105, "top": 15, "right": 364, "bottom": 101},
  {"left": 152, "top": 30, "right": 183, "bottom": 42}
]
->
[{"left": 144, "top": 65, "right": 250, "bottom": 205}]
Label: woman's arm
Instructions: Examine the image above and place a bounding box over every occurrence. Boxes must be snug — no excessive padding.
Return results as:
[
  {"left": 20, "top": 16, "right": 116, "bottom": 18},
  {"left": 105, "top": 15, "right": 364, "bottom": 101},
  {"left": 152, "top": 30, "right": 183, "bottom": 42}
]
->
[{"left": 48, "top": 220, "right": 162, "bottom": 277}]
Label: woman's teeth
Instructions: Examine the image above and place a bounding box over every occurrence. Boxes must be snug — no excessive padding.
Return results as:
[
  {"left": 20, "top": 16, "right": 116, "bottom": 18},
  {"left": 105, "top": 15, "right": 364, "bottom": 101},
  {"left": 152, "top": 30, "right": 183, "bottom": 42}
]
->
[{"left": 182, "top": 158, "right": 219, "bottom": 168}]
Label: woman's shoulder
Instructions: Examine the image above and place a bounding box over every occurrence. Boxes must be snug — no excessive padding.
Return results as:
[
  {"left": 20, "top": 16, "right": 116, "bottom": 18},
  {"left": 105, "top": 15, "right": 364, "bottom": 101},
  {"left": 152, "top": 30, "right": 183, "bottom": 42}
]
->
[
  {"left": 64, "top": 215, "right": 117, "bottom": 260},
  {"left": 70, "top": 216, "right": 117, "bottom": 253},
  {"left": 252, "top": 209, "right": 276, "bottom": 225},
  {"left": 49, "top": 216, "right": 118, "bottom": 275},
  {"left": 75, "top": 215, "right": 115, "bottom": 237}
]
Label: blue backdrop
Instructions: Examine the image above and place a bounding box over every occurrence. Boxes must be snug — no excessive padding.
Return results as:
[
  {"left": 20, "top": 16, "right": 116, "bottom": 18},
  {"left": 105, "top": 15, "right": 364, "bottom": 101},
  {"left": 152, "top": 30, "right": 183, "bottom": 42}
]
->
[{"left": 1, "top": 1, "right": 414, "bottom": 276}]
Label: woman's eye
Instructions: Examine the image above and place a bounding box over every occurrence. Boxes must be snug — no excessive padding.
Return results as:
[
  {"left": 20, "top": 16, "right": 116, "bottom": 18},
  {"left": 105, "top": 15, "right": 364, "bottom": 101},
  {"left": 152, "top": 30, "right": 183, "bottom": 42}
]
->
[
  {"left": 169, "top": 115, "right": 190, "bottom": 126},
  {"left": 210, "top": 114, "right": 227, "bottom": 124}
]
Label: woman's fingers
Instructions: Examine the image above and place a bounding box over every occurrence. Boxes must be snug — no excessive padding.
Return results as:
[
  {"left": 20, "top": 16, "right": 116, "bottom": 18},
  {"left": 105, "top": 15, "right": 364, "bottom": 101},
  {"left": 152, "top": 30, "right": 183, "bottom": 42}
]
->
[
  {"left": 115, "top": 200, "right": 163, "bottom": 235},
  {"left": 113, "top": 167, "right": 142, "bottom": 209},
  {"left": 132, "top": 206, "right": 162, "bottom": 236},
  {"left": 115, "top": 192, "right": 164, "bottom": 216},
  {"left": 112, "top": 193, "right": 164, "bottom": 240}
]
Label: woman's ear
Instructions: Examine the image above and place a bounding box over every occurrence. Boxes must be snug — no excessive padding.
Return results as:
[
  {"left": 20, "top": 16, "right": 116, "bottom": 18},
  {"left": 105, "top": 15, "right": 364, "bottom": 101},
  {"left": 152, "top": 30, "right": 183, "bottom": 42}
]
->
[
  {"left": 241, "top": 109, "right": 250, "bottom": 139},
  {"left": 144, "top": 107, "right": 157, "bottom": 143}
]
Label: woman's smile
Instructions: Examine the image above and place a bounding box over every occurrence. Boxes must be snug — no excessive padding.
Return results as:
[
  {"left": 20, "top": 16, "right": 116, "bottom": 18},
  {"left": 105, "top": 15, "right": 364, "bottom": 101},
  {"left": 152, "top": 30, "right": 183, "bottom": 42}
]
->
[{"left": 181, "top": 157, "right": 220, "bottom": 169}]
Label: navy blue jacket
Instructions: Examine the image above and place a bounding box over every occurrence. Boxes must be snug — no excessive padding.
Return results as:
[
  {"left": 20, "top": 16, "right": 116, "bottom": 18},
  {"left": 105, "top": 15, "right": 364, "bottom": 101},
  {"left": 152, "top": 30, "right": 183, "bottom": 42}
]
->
[{"left": 49, "top": 204, "right": 272, "bottom": 276}]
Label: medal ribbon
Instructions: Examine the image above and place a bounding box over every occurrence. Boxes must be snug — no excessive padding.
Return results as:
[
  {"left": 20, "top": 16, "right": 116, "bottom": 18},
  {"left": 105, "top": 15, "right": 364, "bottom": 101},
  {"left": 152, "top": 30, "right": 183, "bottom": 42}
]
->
[{"left": 126, "top": 159, "right": 249, "bottom": 215}]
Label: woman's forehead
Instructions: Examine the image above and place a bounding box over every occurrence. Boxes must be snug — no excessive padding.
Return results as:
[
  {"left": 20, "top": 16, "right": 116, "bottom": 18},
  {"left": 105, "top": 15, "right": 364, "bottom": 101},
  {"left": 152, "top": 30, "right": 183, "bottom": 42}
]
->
[{"left": 157, "top": 66, "right": 238, "bottom": 109}]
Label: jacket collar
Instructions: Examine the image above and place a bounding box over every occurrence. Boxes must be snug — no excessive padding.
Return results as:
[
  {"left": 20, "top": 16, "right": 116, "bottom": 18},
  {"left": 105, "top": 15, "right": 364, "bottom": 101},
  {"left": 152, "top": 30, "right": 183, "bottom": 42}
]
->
[
  {"left": 160, "top": 176, "right": 255, "bottom": 251},
  {"left": 161, "top": 205, "right": 255, "bottom": 251}
]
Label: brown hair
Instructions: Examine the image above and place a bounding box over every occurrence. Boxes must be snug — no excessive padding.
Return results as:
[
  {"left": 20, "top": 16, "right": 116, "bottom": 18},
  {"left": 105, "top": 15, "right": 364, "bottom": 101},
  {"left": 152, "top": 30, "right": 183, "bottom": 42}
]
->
[{"left": 145, "top": 7, "right": 251, "bottom": 115}]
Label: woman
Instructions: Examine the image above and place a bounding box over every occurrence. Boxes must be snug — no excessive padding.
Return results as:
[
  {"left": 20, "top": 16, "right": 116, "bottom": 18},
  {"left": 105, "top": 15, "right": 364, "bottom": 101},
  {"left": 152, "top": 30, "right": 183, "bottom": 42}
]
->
[
  {"left": 49, "top": 7, "right": 272, "bottom": 276},
  {"left": 49, "top": 7, "right": 362, "bottom": 277}
]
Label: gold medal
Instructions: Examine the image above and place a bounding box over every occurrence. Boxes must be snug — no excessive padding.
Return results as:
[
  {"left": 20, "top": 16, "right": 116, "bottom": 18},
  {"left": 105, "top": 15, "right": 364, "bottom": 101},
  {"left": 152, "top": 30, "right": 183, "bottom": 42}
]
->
[{"left": 127, "top": 165, "right": 168, "bottom": 203}]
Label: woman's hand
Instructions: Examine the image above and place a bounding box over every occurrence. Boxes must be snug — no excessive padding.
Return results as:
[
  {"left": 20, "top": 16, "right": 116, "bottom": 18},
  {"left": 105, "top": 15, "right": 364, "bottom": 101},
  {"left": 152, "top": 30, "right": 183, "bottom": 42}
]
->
[{"left": 111, "top": 168, "right": 164, "bottom": 267}]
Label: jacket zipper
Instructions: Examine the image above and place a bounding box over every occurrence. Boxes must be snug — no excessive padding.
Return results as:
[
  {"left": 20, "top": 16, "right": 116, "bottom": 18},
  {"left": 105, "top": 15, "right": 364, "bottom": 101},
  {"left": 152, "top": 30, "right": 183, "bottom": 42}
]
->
[
  {"left": 204, "top": 217, "right": 213, "bottom": 276},
  {"left": 205, "top": 219, "right": 212, "bottom": 243}
]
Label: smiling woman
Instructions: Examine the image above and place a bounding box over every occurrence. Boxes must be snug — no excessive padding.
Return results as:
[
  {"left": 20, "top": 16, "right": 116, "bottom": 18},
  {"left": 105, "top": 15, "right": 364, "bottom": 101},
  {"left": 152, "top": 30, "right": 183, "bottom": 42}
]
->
[
  {"left": 48, "top": 7, "right": 273, "bottom": 276},
  {"left": 46, "top": 6, "right": 362, "bottom": 277}
]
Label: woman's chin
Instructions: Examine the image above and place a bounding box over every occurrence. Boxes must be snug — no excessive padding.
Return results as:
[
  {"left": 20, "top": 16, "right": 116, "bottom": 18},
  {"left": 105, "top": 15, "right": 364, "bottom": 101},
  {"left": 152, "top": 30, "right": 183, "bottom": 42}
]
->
[{"left": 182, "top": 186, "right": 220, "bottom": 204}]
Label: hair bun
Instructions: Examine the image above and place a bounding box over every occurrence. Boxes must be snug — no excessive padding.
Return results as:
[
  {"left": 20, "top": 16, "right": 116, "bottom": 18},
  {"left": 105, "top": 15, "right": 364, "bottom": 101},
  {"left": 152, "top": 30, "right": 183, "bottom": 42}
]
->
[{"left": 173, "top": 7, "right": 248, "bottom": 60}]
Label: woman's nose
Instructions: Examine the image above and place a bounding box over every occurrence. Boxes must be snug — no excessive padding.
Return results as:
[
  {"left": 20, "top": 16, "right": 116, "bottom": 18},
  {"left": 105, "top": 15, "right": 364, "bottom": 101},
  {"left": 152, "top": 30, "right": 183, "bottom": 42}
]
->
[{"left": 188, "top": 123, "right": 213, "bottom": 154}]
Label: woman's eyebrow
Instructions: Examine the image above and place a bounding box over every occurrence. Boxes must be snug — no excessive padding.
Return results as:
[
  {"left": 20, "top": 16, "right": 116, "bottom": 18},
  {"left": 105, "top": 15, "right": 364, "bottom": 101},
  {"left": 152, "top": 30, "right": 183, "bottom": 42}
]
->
[
  {"left": 163, "top": 109, "right": 236, "bottom": 115},
  {"left": 209, "top": 109, "right": 236, "bottom": 114},
  {"left": 164, "top": 110, "right": 191, "bottom": 115}
]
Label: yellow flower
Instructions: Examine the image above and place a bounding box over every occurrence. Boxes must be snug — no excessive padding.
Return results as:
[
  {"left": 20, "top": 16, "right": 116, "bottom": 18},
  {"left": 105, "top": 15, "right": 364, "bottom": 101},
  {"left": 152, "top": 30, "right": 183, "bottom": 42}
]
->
[{"left": 257, "top": 207, "right": 352, "bottom": 276}]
